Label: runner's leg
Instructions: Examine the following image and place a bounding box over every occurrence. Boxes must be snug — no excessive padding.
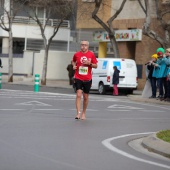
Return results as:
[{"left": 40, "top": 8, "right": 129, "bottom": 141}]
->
[{"left": 82, "top": 93, "right": 89, "bottom": 120}]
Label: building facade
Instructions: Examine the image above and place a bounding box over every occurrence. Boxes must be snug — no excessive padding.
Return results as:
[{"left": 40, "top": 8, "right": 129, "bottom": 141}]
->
[{"left": 0, "top": 0, "right": 74, "bottom": 54}]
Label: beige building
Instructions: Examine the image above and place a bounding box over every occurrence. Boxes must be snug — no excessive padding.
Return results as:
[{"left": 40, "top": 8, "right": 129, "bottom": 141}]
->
[{"left": 76, "top": 0, "right": 164, "bottom": 89}]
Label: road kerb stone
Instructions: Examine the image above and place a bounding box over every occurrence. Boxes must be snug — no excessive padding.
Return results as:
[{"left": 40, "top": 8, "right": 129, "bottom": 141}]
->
[{"left": 141, "top": 133, "right": 170, "bottom": 158}]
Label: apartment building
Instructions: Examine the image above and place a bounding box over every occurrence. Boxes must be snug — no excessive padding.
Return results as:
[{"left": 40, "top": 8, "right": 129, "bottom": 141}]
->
[
  {"left": 76, "top": 0, "right": 169, "bottom": 89},
  {"left": 0, "top": 0, "right": 75, "bottom": 54},
  {"left": 0, "top": 0, "right": 77, "bottom": 80}
]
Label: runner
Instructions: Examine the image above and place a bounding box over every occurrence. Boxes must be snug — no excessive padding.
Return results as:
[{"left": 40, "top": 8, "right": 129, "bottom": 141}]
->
[{"left": 72, "top": 40, "right": 98, "bottom": 120}]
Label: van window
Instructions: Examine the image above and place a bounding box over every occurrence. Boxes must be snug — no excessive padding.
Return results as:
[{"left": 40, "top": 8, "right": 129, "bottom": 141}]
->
[
  {"left": 102, "top": 61, "right": 108, "bottom": 69},
  {"left": 113, "top": 61, "right": 121, "bottom": 70}
]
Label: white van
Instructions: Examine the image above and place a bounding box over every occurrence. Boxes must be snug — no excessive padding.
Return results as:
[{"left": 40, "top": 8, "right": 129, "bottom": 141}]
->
[{"left": 91, "top": 58, "right": 138, "bottom": 94}]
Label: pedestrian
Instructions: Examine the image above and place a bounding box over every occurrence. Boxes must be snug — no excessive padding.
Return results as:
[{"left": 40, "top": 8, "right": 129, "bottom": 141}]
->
[
  {"left": 156, "top": 47, "right": 167, "bottom": 100},
  {"left": 66, "top": 61, "right": 75, "bottom": 85},
  {"left": 147, "top": 54, "right": 158, "bottom": 98},
  {"left": 164, "top": 48, "right": 170, "bottom": 102},
  {"left": 0, "top": 58, "right": 2, "bottom": 68},
  {"left": 72, "top": 40, "right": 98, "bottom": 120},
  {"left": 112, "top": 66, "right": 120, "bottom": 96}
]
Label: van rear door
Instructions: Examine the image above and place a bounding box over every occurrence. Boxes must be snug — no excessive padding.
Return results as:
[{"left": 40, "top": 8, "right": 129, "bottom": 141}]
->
[{"left": 118, "top": 59, "right": 137, "bottom": 88}]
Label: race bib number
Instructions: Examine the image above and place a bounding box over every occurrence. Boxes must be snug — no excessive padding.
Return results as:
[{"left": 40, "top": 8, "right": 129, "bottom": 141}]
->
[{"left": 79, "top": 66, "right": 88, "bottom": 75}]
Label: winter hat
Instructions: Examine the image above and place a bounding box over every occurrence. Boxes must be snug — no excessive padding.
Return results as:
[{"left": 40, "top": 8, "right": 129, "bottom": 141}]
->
[
  {"left": 156, "top": 47, "right": 165, "bottom": 54},
  {"left": 157, "top": 52, "right": 164, "bottom": 58},
  {"left": 151, "top": 54, "right": 158, "bottom": 59}
]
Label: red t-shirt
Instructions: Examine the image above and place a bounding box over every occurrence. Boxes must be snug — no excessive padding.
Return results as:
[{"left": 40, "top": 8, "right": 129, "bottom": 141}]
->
[{"left": 72, "top": 51, "right": 98, "bottom": 81}]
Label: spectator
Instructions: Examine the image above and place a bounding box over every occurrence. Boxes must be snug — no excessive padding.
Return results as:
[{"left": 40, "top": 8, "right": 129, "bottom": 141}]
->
[
  {"left": 156, "top": 48, "right": 167, "bottom": 100},
  {"left": 0, "top": 58, "right": 2, "bottom": 68},
  {"left": 164, "top": 48, "right": 170, "bottom": 102},
  {"left": 147, "top": 54, "right": 158, "bottom": 98},
  {"left": 112, "top": 66, "right": 120, "bottom": 96},
  {"left": 66, "top": 61, "right": 75, "bottom": 85}
]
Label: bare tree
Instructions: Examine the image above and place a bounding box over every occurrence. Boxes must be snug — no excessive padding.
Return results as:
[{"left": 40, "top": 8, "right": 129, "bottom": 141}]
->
[
  {"left": 138, "top": 0, "right": 170, "bottom": 49},
  {"left": 0, "top": 0, "right": 26, "bottom": 82},
  {"left": 92, "top": 0, "right": 127, "bottom": 58},
  {"left": 27, "top": 0, "right": 73, "bottom": 85}
]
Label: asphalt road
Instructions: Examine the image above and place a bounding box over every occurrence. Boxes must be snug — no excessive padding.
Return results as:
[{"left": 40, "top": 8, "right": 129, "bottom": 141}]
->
[{"left": 0, "top": 84, "right": 170, "bottom": 170}]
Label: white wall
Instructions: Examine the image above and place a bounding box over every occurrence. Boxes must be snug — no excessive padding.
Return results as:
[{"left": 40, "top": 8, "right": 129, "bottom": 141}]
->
[
  {"left": 0, "top": 51, "right": 33, "bottom": 75},
  {"left": 0, "top": 50, "right": 75, "bottom": 80},
  {"left": 34, "top": 50, "right": 74, "bottom": 80}
]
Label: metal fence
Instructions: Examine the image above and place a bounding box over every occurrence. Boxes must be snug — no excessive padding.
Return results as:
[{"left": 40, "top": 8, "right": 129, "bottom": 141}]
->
[{"left": 1, "top": 16, "right": 70, "bottom": 28}]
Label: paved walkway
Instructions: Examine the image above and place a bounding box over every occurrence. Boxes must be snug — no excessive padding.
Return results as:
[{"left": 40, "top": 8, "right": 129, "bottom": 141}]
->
[{"left": 1, "top": 78, "right": 170, "bottom": 159}]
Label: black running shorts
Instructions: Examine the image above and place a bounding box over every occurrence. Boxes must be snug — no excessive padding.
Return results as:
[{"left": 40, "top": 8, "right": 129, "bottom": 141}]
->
[{"left": 74, "top": 79, "right": 92, "bottom": 94}]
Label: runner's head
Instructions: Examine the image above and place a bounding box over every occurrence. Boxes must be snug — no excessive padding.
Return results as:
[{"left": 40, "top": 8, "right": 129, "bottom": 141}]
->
[{"left": 80, "top": 40, "right": 89, "bottom": 53}]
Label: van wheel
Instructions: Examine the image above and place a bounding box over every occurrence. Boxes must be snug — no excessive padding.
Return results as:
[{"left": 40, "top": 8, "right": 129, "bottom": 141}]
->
[{"left": 98, "top": 83, "right": 106, "bottom": 94}]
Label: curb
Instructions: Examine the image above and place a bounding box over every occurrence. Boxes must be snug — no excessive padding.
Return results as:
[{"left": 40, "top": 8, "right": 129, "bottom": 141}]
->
[
  {"left": 128, "top": 95, "right": 170, "bottom": 106},
  {"left": 142, "top": 133, "right": 170, "bottom": 158}
]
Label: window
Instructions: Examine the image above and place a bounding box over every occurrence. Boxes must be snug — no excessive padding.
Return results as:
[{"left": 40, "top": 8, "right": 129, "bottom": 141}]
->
[{"left": 13, "top": 39, "right": 24, "bottom": 54}]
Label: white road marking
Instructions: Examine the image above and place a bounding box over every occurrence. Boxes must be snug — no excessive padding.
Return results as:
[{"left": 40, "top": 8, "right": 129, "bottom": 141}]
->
[
  {"left": 70, "top": 109, "right": 98, "bottom": 112},
  {"left": 35, "top": 109, "right": 62, "bottom": 111},
  {"left": 140, "top": 110, "right": 165, "bottom": 112},
  {"left": 15, "top": 101, "right": 51, "bottom": 106},
  {"left": 107, "top": 110, "right": 130, "bottom": 112},
  {"left": 1, "top": 89, "right": 170, "bottom": 112},
  {"left": 108, "top": 104, "right": 143, "bottom": 109},
  {"left": 0, "top": 109, "right": 25, "bottom": 111},
  {"left": 102, "top": 132, "right": 170, "bottom": 169}
]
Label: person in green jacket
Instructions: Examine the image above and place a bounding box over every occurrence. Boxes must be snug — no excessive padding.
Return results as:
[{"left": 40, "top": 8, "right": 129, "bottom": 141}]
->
[{"left": 155, "top": 48, "right": 166, "bottom": 100}]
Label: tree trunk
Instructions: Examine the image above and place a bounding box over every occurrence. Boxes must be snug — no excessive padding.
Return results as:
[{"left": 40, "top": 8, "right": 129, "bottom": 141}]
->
[
  {"left": 110, "top": 36, "right": 120, "bottom": 58},
  {"left": 41, "top": 45, "right": 49, "bottom": 85}
]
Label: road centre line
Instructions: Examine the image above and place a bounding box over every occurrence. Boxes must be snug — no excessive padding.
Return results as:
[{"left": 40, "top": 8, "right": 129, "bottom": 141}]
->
[{"left": 102, "top": 132, "right": 170, "bottom": 169}]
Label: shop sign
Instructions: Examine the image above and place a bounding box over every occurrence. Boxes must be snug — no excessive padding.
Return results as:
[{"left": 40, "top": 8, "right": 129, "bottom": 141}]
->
[{"left": 93, "top": 29, "right": 142, "bottom": 42}]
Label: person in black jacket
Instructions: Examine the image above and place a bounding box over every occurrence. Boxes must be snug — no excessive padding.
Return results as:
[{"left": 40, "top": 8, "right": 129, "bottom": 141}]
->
[
  {"left": 66, "top": 61, "right": 75, "bottom": 85},
  {"left": 112, "top": 66, "right": 120, "bottom": 96},
  {"left": 0, "top": 58, "right": 2, "bottom": 68},
  {"left": 146, "top": 54, "right": 158, "bottom": 98}
]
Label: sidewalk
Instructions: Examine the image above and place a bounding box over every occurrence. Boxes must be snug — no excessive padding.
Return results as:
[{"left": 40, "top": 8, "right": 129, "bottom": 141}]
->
[{"left": 1, "top": 78, "right": 170, "bottom": 159}]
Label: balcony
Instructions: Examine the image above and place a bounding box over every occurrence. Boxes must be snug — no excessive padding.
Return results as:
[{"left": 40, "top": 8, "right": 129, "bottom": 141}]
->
[
  {"left": 1, "top": 16, "right": 70, "bottom": 28},
  {"left": 0, "top": 16, "right": 71, "bottom": 42}
]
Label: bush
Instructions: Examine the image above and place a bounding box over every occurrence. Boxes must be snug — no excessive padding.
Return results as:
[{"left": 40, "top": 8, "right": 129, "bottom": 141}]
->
[{"left": 156, "top": 130, "right": 170, "bottom": 143}]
